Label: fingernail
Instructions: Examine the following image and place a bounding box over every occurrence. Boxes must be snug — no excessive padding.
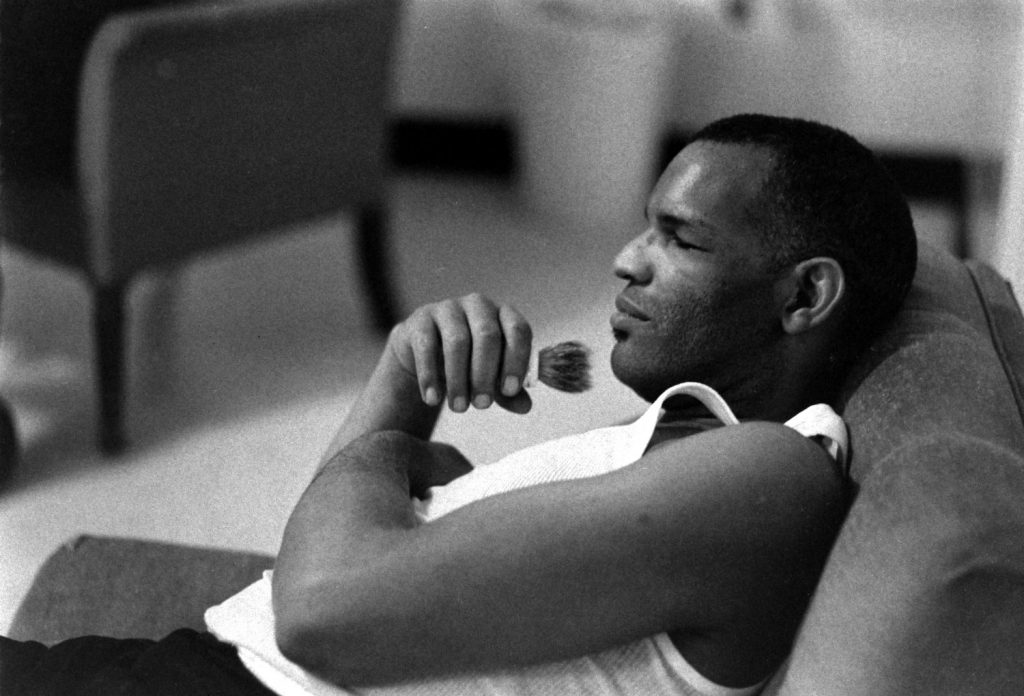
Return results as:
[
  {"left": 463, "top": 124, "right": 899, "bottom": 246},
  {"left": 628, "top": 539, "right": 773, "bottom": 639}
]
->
[
  {"left": 473, "top": 394, "right": 492, "bottom": 410},
  {"left": 424, "top": 387, "right": 440, "bottom": 406},
  {"left": 502, "top": 376, "right": 520, "bottom": 396},
  {"left": 452, "top": 396, "right": 468, "bottom": 413}
]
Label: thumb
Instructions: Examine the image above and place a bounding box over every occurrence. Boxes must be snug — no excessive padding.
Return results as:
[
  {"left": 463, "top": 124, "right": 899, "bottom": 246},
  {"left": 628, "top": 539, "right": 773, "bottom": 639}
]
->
[{"left": 495, "top": 389, "right": 533, "bottom": 415}]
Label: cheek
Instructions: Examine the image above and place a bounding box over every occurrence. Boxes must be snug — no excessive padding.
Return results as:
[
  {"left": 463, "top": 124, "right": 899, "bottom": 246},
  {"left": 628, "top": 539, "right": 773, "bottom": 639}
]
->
[
  {"left": 716, "top": 283, "right": 784, "bottom": 345},
  {"left": 657, "top": 296, "right": 715, "bottom": 340},
  {"left": 657, "top": 273, "right": 728, "bottom": 327},
  {"left": 660, "top": 277, "right": 779, "bottom": 349}
]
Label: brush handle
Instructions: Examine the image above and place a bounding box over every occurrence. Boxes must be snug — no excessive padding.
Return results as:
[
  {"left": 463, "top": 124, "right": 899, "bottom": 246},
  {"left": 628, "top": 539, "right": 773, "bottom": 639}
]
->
[{"left": 523, "top": 351, "right": 540, "bottom": 389}]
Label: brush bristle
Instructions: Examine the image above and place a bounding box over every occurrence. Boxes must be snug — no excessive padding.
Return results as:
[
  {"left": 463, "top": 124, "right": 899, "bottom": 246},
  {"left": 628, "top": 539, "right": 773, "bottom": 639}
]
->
[{"left": 537, "top": 341, "right": 592, "bottom": 393}]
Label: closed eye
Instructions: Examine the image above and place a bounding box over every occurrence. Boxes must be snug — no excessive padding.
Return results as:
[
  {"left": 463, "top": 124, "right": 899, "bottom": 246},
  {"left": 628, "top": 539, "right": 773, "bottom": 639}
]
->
[
  {"left": 670, "top": 235, "right": 703, "bottom": 251},
  {"left": 652, "top": 213, "right": 710, "bottom": 252},
  {"left": 660, "top": 228, "right": 706, "bottom": 252}
]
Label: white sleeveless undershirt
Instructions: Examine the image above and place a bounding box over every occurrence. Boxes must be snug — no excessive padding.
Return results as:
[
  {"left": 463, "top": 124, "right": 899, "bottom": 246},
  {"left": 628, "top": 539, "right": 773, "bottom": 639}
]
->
[{"left": 206, "top": 382, "right": 848, "bottom": 696}]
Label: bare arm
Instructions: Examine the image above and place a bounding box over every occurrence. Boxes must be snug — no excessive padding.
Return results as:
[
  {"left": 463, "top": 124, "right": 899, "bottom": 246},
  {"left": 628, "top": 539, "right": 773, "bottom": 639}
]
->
[
  {"left": 318, "top": 293, "right": 533, "bottom": 469},
  {"left": 273, "top": 419, "right": 847, "bottom": 687}
]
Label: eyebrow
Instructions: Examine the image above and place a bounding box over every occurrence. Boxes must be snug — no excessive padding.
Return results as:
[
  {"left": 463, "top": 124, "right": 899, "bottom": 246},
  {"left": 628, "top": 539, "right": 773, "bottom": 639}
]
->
[{"left": 646, "top": 207, "right": 718, "bottom": 233}]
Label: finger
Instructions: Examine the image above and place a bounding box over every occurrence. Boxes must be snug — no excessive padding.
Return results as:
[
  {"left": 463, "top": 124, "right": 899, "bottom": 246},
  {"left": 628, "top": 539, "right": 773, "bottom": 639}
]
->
[
  {"left": 434, "top": 300, "right": 472, "bottom": 412},
  {"left": 498, "top": 304, "right": 533, "bottom": 398},
  {"left": 406, "top": 311, "right": 444, "bottom": 406},
  {"left": 495, "top": 388, "right": 533, "bottom": 415},
  {"left": 463, "top": 294, "right": 503, "bottom": 409}
]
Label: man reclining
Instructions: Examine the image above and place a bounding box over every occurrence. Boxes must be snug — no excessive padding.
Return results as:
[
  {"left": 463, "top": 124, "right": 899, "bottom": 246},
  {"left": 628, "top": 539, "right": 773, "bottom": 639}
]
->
[{"left": 0, "top": 113, "right": 918, "bottom": 696}]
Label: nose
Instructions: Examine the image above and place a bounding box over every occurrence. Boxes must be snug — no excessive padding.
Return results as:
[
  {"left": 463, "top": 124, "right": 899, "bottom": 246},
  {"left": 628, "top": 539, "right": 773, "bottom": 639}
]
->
[{"left": 613, "top": 228, "right": 654, "bottom": 284}]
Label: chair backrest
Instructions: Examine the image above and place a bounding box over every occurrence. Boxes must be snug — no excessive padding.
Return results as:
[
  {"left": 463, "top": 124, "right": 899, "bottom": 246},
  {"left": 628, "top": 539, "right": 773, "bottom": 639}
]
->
[
  {"left": 765, "top": 242, "right": 1024, "bottom": 694},
  {"left": 78, "top": 0, "right": 401, "bottom": 282},
  {"left": 0, "top": 0, "right": 179, "bottom": 270},
  {"left": 0, "top": 0, "right": 180, "bottom": 184}
]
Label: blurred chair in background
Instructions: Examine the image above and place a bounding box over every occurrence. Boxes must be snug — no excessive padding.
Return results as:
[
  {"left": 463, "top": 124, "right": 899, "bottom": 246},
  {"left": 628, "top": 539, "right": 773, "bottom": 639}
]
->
[
  {"left": 0, "top": 264, "right": 13, "bottom": 482},
  {"left": 0, "top": 0, "right": 403, "bottom": 455}
]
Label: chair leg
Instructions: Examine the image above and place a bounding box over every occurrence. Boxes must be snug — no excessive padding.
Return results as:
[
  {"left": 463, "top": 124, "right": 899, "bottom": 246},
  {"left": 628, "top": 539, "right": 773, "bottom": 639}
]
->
[
  {"left": 356, "top": 205, "right": 401, "bottom": 332},
  {"left": 0, "top": 395, "right": 18, "bottom": 489},
  {"left": 0, "top": 268, "right": 15, "bottom": 485},
  {"left": 94, "top": 283, "right": 127, "bottom": 455}
]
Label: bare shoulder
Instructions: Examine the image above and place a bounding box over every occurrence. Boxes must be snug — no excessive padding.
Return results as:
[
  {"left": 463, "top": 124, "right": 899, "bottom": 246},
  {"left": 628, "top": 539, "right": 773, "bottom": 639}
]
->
[
  {"left": 621, "top": 419, "right": 848, "bottom": 580},
  {"left": 635, "top": 422, "right": 849, "bottom": 684},
  {"left": 649, "top": 420, "right": 849, "bottom": 563},
  {"left": 642, "top": 420, "right": 846, "bottom": 507}
]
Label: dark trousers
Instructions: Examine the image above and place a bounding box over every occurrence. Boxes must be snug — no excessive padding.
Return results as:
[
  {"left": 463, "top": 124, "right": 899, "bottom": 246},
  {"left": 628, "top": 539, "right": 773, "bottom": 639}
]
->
[{"left": 0, "top": 629, "right": 274, "bottom": 696}]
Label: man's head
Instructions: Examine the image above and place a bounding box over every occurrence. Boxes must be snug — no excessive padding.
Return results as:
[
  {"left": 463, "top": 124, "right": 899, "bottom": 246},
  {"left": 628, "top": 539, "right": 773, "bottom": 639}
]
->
[{"left": 610, "top": 114, "right": 917, "bottom": 416}]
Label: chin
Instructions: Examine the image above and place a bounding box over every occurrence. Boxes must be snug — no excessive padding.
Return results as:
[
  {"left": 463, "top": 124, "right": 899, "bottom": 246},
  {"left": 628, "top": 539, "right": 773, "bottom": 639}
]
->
[{"left": 610, "top": 343, "right": 674, "bottom": 403}]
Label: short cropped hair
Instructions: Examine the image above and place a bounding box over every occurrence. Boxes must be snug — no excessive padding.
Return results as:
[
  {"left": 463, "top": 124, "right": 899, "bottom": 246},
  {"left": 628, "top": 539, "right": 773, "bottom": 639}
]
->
[{"left": 689, "top": 113, "right": 918, "bottom": 363}]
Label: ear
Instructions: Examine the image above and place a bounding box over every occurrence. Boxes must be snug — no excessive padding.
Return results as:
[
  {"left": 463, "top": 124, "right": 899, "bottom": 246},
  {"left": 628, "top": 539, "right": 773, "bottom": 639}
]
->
[{"left": 776, "top": 257, "right": 845, "bottom": 335}]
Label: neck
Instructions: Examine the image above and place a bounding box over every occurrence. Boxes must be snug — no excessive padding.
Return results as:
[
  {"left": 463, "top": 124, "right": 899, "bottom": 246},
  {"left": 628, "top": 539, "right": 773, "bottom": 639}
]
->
[{"left": 661, "top": 359, "right": 838, "bottom": 424}]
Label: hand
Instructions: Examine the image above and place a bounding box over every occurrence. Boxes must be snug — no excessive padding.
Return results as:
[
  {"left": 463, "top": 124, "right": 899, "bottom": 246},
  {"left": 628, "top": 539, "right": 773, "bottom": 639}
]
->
[
  {"left": 387, "top": 294, "right": 533, "bottom": 414},
  {"left": 407, "top": 441, "right": 474, "bottom": 498}
]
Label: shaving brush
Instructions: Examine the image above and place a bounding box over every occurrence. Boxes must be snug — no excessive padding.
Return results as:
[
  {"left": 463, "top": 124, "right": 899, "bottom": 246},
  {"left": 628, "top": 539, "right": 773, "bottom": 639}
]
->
[{"left": 526, "top": 341, "right": 592, "bottom": 393}]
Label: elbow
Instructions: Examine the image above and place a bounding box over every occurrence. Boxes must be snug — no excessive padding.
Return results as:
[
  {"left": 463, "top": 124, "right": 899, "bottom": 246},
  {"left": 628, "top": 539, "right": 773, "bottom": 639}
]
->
[
  {"left": 272, "top": 578, "right": 399, "bottom": 685},
  {"left": 274, "top": 583, "right": 330, "bottom": 674},
  {"left": 273, "top": 576, "right": 353, "bottom": 679},
  {"left": 275, "top": 626, "right": 342, "bottom": 681},
  {"left": 275, "top": 615, "right": 398, "bottom": 686},
  {"left": 275, "top": 622, "right": 319, "bottom": 672}
]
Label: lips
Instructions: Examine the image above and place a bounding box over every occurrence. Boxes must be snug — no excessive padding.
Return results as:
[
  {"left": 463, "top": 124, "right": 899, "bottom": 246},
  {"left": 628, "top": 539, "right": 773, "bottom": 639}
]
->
[
  {"left": 614, "top": 294, "right": 651, "bottom": 321},
  {"left": 611, "top": 294, "right": 651, "bottom": 333}
]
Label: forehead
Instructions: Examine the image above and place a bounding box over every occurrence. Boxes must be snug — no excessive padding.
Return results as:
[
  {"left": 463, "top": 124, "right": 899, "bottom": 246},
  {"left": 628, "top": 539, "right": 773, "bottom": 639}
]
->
[{"left": 648, "top": 141, "right": 774, "bottom": 236}]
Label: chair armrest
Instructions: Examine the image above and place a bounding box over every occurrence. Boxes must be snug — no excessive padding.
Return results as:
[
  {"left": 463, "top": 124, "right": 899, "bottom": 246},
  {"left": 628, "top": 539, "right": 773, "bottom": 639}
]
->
[
  {"left": 77, "top": 0, "right": 402, "bottom": 280},
  {"left": 9, "top": 535, "right": 274, "bottom": 644}
]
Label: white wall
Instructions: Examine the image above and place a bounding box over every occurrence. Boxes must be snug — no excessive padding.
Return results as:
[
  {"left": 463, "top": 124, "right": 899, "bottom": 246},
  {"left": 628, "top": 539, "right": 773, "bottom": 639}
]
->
[
  {"left": 392, "top": 0, "right": 1022, "bottom": 156},
  {"left": 996, "top": 22, "right": 1024, "bottom": 294},
  {"left": 390, "top": 0, "right": 1024, "bottom": 288},
  {"left": 393, "top": 0, "right": 506, "bottom": 117}
]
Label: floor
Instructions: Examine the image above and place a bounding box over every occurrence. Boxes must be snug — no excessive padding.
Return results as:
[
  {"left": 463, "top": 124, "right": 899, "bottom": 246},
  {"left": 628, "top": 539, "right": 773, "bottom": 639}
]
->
[{"left": 0, "top": 172, "right": 965, "bottom": 633}]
